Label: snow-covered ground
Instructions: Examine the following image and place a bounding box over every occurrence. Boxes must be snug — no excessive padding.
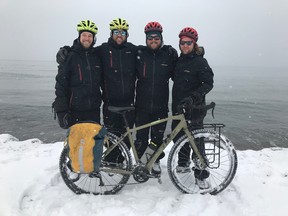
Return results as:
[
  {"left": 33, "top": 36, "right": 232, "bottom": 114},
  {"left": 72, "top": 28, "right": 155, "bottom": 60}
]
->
[{"left": 0, "top": 133, "right": 287, "bottom": 216}]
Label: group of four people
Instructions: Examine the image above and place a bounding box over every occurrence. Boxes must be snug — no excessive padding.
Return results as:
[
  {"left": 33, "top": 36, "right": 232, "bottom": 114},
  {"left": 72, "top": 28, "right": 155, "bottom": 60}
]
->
[{"left": 53, "top": 18, "right": 214, "bottom": 188}]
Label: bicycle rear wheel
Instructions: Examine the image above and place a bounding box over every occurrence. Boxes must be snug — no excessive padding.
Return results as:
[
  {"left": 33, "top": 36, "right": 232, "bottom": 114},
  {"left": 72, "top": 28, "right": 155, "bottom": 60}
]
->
[
  {"left": 59, "top": 132, "right": 132, "bottom": 195},
  {"left": 167, "top": 130, "right": 237, "bottom": 195}
]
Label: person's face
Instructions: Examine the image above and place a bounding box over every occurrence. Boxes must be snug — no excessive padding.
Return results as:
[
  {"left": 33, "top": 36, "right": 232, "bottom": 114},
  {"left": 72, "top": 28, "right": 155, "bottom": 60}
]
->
[
  {"left": 80, "top": 31, "right": 94, "bottom": 49},
  {"left": 146, "top": 34, "right": 161, "bottom": 50},
  {"left": 112, "top": 30, "right": 127, "bottom": 45},
  {"left": 179, "top": 38, "right": 194, "bottom": 55}
]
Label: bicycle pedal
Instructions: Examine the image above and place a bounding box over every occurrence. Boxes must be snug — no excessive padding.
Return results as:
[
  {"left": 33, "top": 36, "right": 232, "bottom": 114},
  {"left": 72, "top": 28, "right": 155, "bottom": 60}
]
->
[
  {"left": 147, "top": 173, "right": 162, "bottom": 184},
  {"left": 147, "top": 173, "right": 160, "bottom": 178}
]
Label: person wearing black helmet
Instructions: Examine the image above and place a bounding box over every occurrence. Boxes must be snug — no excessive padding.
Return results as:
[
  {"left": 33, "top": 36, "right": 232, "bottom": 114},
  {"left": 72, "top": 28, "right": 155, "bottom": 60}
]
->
[
  {"left": 52, "top": 20, "right": 102, "bottom": 129},
  {"left": 172, "top": 27, "right": 214, "bottom": 189},
  {"left": 135, "top": 22, "right": 178, "bottom": 175}
]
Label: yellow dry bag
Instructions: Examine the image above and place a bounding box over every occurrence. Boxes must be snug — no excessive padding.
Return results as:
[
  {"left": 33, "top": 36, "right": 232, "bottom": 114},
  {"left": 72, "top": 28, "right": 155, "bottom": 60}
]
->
[{"left": 67, "top": 122, "right": 107, "bottom": 173}]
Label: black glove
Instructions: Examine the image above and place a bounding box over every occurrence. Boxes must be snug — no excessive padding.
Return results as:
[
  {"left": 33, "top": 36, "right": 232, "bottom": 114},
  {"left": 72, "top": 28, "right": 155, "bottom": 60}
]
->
[
  {"left": 56, "top": 111, "right": 72, "bottom": 129},
  {"left": 180, "top": 96, "right": 194, "bottom": 108},
  {"left": 56, "top": 46, "right": 71, "bottom": 65},
  {"left": 191, "top": 92, "right": 203, "bottom": 104}
]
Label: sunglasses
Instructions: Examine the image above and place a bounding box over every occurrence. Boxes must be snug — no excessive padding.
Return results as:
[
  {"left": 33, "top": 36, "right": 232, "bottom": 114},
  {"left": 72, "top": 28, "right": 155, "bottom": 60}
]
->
[
  {"left": 180, "top": 41, "right": 193, "bottom": 46},
  {"left": 147, "top": 35, "right": 161, "bottom": 41},
  {"left": 113, "top": 30, "right": 127, "bottom": 36}
]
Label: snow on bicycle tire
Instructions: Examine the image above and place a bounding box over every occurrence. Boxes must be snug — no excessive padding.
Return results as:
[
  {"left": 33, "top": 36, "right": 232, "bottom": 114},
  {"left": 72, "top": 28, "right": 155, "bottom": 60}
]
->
[
  {"left": 59, "top": 132, "right": 132, "bottom": 195},
  {"left": 167, "top": 129, "right": 237, "bottom": 195}
]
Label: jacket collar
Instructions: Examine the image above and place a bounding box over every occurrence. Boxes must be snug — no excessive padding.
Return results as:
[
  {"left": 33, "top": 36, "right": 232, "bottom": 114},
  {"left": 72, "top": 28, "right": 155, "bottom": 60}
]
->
[
  {"left": 108, "top": 37, "right": 128, "bottom": 49},
  {"left": 72, "top": 39, "right": 94, "bottom": 53}
]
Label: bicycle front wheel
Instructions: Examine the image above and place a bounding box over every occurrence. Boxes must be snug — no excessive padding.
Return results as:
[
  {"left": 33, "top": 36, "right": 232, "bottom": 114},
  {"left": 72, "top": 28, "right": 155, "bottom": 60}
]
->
[
  {"left": 167, "top": 130, "right": 237, "bottom": 195},
  {"left": 59, "top": 132, "right": 132, "bottom": 195}
]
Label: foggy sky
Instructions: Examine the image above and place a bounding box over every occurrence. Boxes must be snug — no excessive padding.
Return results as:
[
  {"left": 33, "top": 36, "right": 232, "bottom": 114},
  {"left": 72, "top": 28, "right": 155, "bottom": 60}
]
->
[{"left": 1, "top": 0, "right": 287, "bottom": 67}]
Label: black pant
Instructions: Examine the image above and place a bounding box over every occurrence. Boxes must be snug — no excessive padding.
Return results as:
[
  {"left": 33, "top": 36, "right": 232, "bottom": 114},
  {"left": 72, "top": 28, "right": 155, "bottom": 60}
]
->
[
  {"left": 103, "top": 108, "right": 135, "bottom": 163},
  {"left": 135, "top": 110, "right": 167, "bottom": 160},
  {"left": 71, "top": 109, "right": 101, "bottom": 125},
  {"left": 172, "top": 108, "right": 206, "bottom": 165}
]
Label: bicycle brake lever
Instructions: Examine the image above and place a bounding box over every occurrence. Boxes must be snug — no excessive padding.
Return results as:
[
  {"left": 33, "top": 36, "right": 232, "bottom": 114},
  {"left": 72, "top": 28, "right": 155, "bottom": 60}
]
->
[{"left": 210, "top": 102, "right": 216, "bottom": 118}]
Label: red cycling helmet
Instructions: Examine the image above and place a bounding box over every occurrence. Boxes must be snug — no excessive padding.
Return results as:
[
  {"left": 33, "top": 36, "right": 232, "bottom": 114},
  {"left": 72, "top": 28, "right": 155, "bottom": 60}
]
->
[
  {"left": 144, "top": 22, "right": 163, "bottom": 33},
  {"left": 179, "top": 27, "right": 198, "bottom": 42}
]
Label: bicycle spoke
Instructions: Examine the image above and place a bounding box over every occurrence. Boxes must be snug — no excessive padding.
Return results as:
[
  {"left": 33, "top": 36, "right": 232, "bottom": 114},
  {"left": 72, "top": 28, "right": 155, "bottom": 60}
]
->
[
  {"left": 167, "top": 130, "right": 237, "bottom": 195},
  {"left": 59, "top": 132, "right": 132, "bottom": 195}
]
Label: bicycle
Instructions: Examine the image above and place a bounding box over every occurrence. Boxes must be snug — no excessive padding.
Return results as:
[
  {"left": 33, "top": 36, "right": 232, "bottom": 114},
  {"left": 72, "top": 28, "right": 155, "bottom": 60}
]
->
[{"left": 59, "top": 102, "right": 237, "bottom": 195}]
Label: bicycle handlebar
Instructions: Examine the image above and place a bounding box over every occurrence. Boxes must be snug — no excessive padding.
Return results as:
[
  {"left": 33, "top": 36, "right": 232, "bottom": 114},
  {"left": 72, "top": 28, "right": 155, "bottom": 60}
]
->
[{"left": 177, "top": 102, "right": 216, "bottom": 118}]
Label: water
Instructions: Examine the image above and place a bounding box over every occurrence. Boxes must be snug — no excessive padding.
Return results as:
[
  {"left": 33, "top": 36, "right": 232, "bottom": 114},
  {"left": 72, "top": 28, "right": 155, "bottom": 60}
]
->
[{"left": 0, "top": 60, "right": 287, "bottom": 150}]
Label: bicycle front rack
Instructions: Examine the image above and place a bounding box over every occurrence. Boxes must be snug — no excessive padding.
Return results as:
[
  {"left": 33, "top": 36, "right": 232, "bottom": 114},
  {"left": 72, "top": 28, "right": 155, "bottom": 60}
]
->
[{"left": 202, "top": 123, "right": 225, "bottom": 169}]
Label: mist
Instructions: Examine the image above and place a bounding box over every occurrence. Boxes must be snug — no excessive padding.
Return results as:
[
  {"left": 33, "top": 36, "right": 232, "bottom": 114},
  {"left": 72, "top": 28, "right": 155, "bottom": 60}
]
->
[{"left": 1, "top": 0, "right": 287, "bottom": 67}]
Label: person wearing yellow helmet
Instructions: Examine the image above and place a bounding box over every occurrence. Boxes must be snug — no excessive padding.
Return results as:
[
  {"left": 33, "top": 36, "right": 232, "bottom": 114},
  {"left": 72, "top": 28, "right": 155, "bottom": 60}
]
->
[
  {"left": 55, "top": 18, "right": 137, "bottom": 165},
  {"left": 96, "top": 18, "right": 137, "bottom": 165},
  {"left": 106, "top": 17, "right": 130, "bottom": 46},
  {"left": 53, "top": 20, "right": 102, "bottom": 129},
  {"left": 76, "top": 20, "right": 98, "bottom": 48}
]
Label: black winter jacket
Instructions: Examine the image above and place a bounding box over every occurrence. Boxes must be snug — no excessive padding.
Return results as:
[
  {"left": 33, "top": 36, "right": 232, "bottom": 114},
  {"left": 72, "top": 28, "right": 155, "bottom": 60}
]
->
[
  {"left": 96, "top": 38, "right": 137, "bottom": 108},
  {"left": 135, "top": 45, "right": 177, "bottom": 113},
  {"left": 53, "top": 39, "right": 102, "bottom": 112},
  {"left": 172, "top": 51, "right": 214, "bottom": 114}
]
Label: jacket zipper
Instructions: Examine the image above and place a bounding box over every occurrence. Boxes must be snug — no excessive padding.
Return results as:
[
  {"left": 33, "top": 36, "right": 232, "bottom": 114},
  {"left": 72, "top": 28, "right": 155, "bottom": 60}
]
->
[
  {"left": 69, "top": 92, "right": 74, "bottom": 108},
  {"left": 86, "top": 51, "right": 92, "bottom": 107},
  {"left": 119, "top": 50, "right": 125, "bottom": 98},
  {"left": 143, "top": 62, "right": 146, "bottom": 78},
  {"left": 151, "top": 53, "right": 156, "bottom": 112},
  {"left": 109, "top": 51, "right": 113, "bottom": 67},
  {"left": 77, "top": 64, "right": 83, "bottom": 81}
]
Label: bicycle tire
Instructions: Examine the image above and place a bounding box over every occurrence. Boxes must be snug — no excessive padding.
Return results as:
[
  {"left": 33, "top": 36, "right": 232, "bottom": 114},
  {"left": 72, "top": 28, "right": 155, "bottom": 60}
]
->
[
  {"left": 59, "top": 132, "right": 132, "bottom": 195},
  {"left": 167, "top": 130, "right": 237, "bottom": 195}
]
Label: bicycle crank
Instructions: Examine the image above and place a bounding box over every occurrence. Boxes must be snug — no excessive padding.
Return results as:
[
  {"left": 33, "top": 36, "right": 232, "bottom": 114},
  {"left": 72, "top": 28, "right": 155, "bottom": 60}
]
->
[{"left": 132, "top": 165, "right": 150, "bottom": 183}]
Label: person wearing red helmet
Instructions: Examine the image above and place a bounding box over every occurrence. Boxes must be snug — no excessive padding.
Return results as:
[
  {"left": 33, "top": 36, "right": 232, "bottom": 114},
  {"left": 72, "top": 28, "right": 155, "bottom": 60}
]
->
[
  {"left": 135, "top": 22, "right": 178, "bottom": 175},
  {"left": 172, "top": 27, "right": 214, "bottom": 189}
]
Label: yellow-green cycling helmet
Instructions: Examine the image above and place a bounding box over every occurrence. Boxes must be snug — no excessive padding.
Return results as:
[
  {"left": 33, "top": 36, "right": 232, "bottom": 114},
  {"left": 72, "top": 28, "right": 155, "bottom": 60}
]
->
[
  {"left": 109, "top": 18, "right": 129, "bottom": 31},
  {"left": 77, "top": 20, "right": 98, "bottom": 35}
]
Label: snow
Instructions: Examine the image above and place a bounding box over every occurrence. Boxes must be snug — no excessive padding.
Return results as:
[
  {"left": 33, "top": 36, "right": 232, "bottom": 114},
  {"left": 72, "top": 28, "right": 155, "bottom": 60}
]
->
[{"left": 0, "top": 133, "right": 287, "bottom": 216}]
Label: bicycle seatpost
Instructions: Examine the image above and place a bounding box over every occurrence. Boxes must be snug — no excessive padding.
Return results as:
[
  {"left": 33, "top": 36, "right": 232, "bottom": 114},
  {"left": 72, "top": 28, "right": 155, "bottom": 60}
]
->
[
  {"left": 121, "top": 112, "right": 130, "bottom": 128},
  {"left": 107, "top": 106, "right": 135, "bottom": 129}
]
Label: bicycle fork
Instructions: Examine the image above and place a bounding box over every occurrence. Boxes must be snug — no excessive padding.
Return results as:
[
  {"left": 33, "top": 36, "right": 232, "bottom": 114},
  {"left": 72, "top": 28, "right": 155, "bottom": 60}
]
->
[{"left": 183, "top": 127, "right": 207, "bottom": 169}]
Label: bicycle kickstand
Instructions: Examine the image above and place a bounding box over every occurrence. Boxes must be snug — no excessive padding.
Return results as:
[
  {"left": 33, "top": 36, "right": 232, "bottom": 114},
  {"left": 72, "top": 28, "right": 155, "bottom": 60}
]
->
[{"left": 89, "top": 172, "right": 105, "bottom": 186}]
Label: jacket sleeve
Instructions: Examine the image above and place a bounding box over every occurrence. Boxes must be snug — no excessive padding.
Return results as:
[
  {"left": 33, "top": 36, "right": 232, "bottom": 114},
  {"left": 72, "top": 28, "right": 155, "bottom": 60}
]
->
[
  {"left": 169, "top": 47, "right": 178, "bottom": 79},
  {"left": 162, "top": 45, "right": 178, "bottom": 80},
  {"left": 193, "top": 57, "right": 214, "bottom": 97},
  {"left": 53, "top": 57, "right": 72, "bottom": 112}
]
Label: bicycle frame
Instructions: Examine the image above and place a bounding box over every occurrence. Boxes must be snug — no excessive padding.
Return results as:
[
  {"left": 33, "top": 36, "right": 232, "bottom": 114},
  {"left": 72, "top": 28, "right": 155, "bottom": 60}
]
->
[
  {"left": 60, "top": 102, "right": 237, "bottom": 195},
  {"left": 103, "top": 113, "right": 206, "bottom": 174}
]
